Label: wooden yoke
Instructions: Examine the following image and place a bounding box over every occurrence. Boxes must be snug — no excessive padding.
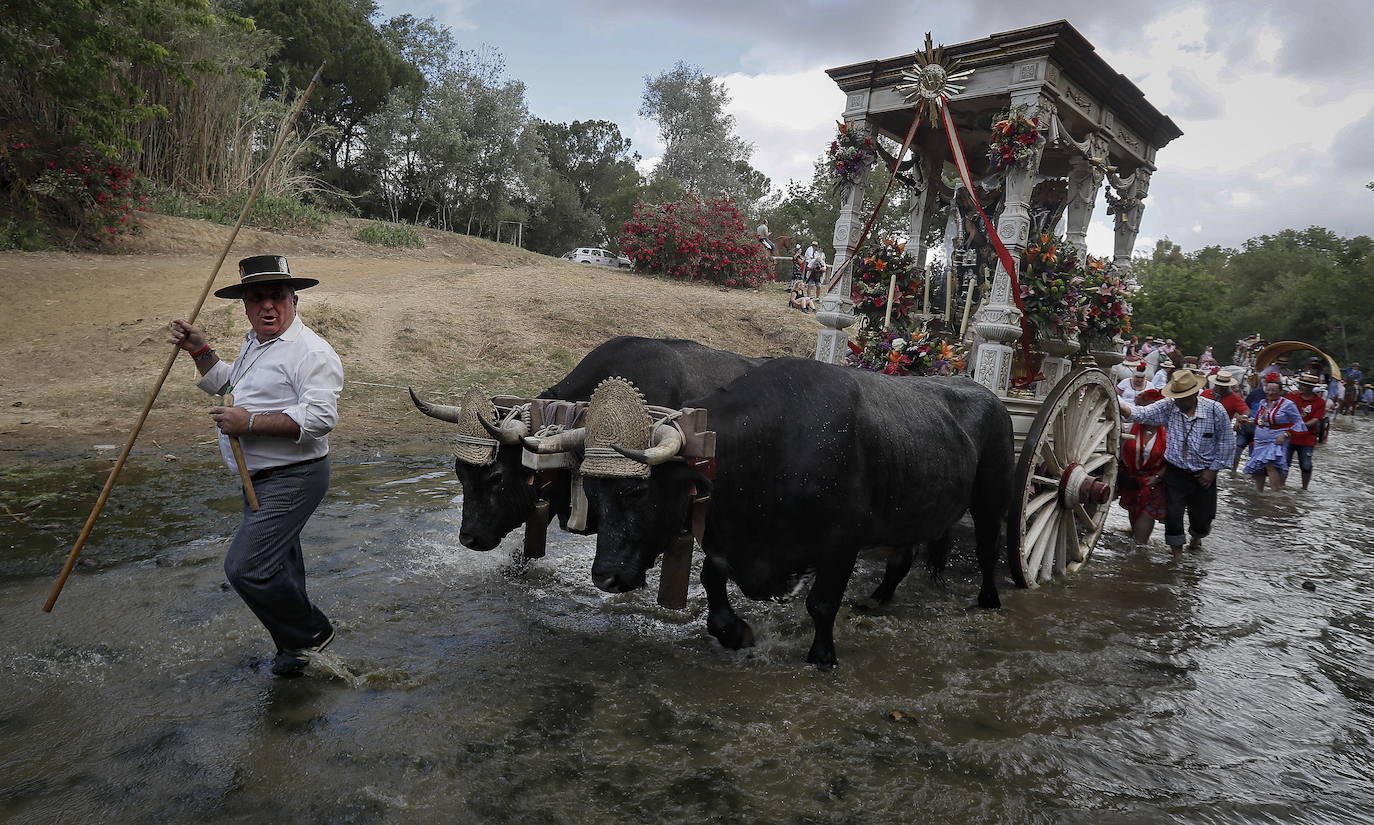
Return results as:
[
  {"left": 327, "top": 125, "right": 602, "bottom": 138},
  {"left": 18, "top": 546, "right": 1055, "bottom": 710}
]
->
[
  {"left": 495, "top": 395, "right": 717, "bottom": 612},
  {"left": 654, "top": 406, "right": 715, "bottom": 611}
]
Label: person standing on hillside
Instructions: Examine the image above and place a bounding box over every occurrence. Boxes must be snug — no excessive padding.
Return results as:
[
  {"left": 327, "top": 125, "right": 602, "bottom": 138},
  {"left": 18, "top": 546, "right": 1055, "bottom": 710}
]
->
[
  {"left": 805, "top": 246, "right": 827, "bottom": 301},
  {"left": 167, "top": 255, "right": 344, "bottom": 678},
  {"left": 1284, "top": 373, "right": 1326, "bottom": 490},
  {"left": 1119, "top": 371, "right": 1236, "bottom": 554}
]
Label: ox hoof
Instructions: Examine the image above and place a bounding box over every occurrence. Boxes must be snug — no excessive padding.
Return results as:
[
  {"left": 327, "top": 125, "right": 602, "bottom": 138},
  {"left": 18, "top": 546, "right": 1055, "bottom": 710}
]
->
[
  {"left": 711, "top": 619, "right": 755, "bottom": 651},
  {"left": 852, "top": 595, "right": 885, "bottom": 613},
  {"left": 805, "top": 646, "right": 839, "bottom": 671},
  {"left": 977, "top": 589, "right": 1002, "bottom": 610}
]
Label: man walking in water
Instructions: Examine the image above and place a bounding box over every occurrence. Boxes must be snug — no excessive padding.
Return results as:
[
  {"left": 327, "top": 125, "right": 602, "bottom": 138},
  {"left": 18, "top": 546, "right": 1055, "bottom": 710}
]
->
[
  {"left": 168, "top": 255, "right": 344, "bottom": 677},
  {"left": 1120, "top": 371, "right": 1236, "bottom": 554},
  {"left": 1285, "top": 373, "right": 1326, "bottom": 490}
]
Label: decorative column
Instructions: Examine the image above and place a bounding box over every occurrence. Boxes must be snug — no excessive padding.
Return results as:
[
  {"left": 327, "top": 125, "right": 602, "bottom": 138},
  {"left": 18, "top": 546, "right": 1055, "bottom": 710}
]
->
[
  {"left": 1110, "top": 167, "right": 1151, "bottom": 269},
  {"left": 1063, "top": 131, "right": 1109, "bottom": 250},
  {"left": 971, "top": 90, "right": 1051, "bottom": 397},
  {"left": 814, "top": 123, "right": 868, "bottom": 364}
]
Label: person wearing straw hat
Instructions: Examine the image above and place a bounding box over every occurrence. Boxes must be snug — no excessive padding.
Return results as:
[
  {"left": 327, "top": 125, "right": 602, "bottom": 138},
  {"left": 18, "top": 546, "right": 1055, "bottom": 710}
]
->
[
  {"left": 167, "top": 254, "right": 343, "bottom": 677},
  {"left": 1119, "top": 370, "right": 1236, "bottom": 553},
  {"left": 1149, "top": 357, "right": 1176, "bottom": 391},
  {"left": 1237, "top": 376, "right": 1306, "bottom": 492},
  {"left": 1203, "top": 370, "right": 1249, "bottom": 420},
  {"left": 1284, "top": 373, "right": 1327, "bottom": 490}
]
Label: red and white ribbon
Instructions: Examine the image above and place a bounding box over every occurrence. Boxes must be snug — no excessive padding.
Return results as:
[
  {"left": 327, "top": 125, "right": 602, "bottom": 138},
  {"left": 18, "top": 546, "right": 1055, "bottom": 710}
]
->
[{"left": 937, "top": 99, "right": 1041, "bottom": 386}]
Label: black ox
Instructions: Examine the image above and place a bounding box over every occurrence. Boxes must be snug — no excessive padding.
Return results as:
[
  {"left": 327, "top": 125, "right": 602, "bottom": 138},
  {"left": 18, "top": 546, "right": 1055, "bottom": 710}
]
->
[
  {"left": 571, "top": 357, "right": 1015, "bottom": 669},
  {"left": 410, "top": 336, "right": 763, "bottom": 550}
]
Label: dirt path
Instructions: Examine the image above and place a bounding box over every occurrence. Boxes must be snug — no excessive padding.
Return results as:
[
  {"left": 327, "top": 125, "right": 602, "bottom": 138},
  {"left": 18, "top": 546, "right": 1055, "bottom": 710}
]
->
[{"left": 0, "top": 214, "right": 818, "bottom": 463}]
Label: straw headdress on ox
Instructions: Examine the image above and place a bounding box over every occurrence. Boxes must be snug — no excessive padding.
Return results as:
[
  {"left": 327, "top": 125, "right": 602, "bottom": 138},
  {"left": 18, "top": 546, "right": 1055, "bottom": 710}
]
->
[
  {"left": 408, "top": 384, "right": 531, "bottom": 465},
  {"left": 581, "top": 378, "right": 655, "bottom": 478}
]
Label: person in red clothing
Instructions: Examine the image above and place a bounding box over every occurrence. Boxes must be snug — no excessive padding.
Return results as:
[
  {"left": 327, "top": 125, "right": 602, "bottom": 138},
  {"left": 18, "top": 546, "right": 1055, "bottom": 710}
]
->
[
  {"left": 1203, "top": 371, "right": 1249, "bottom": 420},
  {"left": 1284, "top": 373, "right": 1326, "bottom": 490},
  {"left": 1118, "top": 388, "right": 1168, "bottom": 545}
]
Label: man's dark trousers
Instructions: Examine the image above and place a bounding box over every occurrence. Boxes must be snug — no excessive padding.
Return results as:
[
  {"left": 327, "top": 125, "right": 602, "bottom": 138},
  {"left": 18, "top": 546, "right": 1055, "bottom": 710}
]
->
[
  {"left": 1161, "top": 462, "right": 1217, "bottom": 547},
  {"left": 224, "top": 458, "right": 333, "bottom": 651}
]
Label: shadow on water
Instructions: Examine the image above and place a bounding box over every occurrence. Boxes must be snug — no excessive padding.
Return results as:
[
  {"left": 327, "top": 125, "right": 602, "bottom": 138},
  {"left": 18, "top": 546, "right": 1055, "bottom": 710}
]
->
[{"left": 3, "top": 421, "right": 1374, "bottom": 824}]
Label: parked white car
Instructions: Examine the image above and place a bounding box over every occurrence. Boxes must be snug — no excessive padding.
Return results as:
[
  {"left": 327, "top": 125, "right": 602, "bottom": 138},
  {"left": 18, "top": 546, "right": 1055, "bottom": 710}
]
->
[{"left": 563, "top": 247, "right": 632, "bottom": 268}]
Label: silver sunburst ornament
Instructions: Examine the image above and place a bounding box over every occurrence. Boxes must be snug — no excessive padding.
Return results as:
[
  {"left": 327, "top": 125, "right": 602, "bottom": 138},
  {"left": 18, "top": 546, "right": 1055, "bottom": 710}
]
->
[{"left": 895, "top": 33, "right": 974, "bottom": 124}]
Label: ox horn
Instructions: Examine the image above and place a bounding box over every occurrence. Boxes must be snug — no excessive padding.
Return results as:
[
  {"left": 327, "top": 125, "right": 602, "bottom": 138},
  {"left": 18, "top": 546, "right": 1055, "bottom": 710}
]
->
[
  {"left": 523, "top": 428, "right": 586, "bottom": 454},
  {"left": 476, "top": 410, "right": 529, "bottom": 446},
  {"left": 409, "top": 387, "right": 463, "bottom": 424},
  {"left": 612, "top": 423, "right": 683, "bottom": 466}
]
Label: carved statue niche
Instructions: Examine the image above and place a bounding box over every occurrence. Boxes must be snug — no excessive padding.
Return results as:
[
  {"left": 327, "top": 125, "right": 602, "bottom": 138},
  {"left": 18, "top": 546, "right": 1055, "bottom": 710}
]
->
[
  {"left": 952, "top": 184, "right": 1004, "bottom": 288},
  {"left": 1027, "top": 178, "right": 1068, "bottom": 239}
]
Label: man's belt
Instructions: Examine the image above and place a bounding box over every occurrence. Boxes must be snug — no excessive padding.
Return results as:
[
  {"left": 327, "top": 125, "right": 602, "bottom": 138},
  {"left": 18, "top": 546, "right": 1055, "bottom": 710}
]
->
[{"left": 250, "top": 454, "right": 327, "bottom": 481}]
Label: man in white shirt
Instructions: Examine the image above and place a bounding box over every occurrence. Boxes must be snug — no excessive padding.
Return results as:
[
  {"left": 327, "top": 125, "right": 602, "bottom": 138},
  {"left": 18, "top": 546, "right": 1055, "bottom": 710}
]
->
[{"left": 168, "top": 255, "right": 344, "bottom": 677}]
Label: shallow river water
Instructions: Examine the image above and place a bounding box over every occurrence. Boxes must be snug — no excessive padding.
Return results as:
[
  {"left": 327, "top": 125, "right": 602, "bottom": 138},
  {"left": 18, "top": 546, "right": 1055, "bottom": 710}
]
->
[{"left": 2, "top": 419, "right": 1373, "bottom": 824}]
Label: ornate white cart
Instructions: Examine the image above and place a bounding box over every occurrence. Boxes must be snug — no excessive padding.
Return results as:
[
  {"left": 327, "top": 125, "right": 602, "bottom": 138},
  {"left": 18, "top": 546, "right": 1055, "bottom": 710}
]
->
[{"left": 815, "top": 22, "right": 1182, "bottom": 586}]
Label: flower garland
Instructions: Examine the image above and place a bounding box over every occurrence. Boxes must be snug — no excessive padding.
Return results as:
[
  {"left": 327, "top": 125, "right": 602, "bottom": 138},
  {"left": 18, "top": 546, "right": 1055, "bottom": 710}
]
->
[
  {"left": 825, "top": 121, "right": 877, "bottom": 190},
  {"left": 1016, "top": 233, "right": 1134, "bottom": 340},
  {"left": 849, "top": 239, "right": 923, "bottom": 333},
  {"left": 987, "top": 105, "right": 1042, "bottom": 169},
  {"left": 1076, "top": 255, "right": 1134, "bottom": 340},
  {"left": 847, "top": 330, "right": 967, "bottom": 377},
  {"left": 1018, "top": 233, "right": 1087, "bottom": 337}
]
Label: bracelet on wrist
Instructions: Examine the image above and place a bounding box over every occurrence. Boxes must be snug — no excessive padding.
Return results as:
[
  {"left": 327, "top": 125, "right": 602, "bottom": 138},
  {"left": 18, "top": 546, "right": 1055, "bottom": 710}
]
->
[
  {"left": 190, "top": 344, "right": 213, "bottom": 359},
  {"left": 248, "top": 412, "right": 259, "bottom": 434}
]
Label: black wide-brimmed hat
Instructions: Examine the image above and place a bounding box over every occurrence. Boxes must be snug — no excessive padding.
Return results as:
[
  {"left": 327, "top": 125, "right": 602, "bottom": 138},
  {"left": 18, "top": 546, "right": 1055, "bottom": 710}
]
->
[{"left": 214, "top": 255, "right": 320, "bottom": 299}]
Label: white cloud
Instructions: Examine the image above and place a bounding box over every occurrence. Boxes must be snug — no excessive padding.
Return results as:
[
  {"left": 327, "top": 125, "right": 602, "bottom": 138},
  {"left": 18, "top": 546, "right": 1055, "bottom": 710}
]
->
[{"left": 720, "top": 69, "right": 847, "bottom": 190}]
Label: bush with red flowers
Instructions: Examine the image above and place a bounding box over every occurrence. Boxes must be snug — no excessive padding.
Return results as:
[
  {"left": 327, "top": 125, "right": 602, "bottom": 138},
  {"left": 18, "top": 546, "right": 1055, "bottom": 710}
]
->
[
  {"left": 618, "top": 196, "right": 772, "bottom": 289},
  {"left": 2, "top": 139, "right": 146, "bottom": 247}
]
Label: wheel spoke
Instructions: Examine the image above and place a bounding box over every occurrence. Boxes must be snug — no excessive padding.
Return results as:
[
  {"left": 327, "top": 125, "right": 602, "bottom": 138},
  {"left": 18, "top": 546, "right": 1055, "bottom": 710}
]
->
[
  {"left": 1082, "top": 452, "right": 1115, "bottom": 474},
  {"left": 1025, "top": 489, "right": 1057, "bottom": 518},
  {"left": 1031, "top": 474, "right": 1059, "bottom": 486},
  {"left": 1039, "top": 439, "right": 1065, "bottom": 476},
  {"left": 1076, "top": 415, "right": 1116, "bottom": 460},
  {"left": 1024, "top": 505, "right": 1059, "bottom": 572}
]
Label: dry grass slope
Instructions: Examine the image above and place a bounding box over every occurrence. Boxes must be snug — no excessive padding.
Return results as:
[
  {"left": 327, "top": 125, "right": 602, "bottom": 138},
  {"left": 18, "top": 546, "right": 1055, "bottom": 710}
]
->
[{"left": 0, "top": 212, "right": 821, "bottom": 456}]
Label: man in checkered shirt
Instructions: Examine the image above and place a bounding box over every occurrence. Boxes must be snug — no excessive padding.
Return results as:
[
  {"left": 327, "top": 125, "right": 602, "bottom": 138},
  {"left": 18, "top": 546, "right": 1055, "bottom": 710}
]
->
[{"left": 1119, "top": 369, "right": 1236, "bottom": 553}]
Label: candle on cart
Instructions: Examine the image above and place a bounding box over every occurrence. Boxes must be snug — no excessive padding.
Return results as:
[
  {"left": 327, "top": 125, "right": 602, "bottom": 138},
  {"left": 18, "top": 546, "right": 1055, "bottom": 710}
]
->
[
  {"left": 944, "top": 268, "right": 953, "bottom": 319},
  {"left": 883, "top": 273, "right": 897, "bottom": 330},
  {"left": 959, "top": 279, "right": 975, "bottom": 337},
  {"left": 921, "top": 271, "right": 930, "bottom": 314}
]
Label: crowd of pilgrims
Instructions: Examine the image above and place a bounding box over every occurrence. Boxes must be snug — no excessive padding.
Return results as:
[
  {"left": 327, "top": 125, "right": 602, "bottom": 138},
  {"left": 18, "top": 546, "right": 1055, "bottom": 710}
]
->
[{"left": 1110, "top": 335, "right": 1361, "bottom": 547}]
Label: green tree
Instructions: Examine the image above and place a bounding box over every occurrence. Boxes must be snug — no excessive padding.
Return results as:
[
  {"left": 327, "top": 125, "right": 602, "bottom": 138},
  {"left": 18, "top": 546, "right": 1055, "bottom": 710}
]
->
[
  {"left": 237, "top": 0, "right": 422, "bottom": 174},
  {"left": 0, "top": 0, "right": 226, "bottom": 154},
  {"left": 1129, "top": 240, "right": 1229, "bottom": 354},
  {"left": 639, "top": 62, "right": 764, "bottom": 202}
]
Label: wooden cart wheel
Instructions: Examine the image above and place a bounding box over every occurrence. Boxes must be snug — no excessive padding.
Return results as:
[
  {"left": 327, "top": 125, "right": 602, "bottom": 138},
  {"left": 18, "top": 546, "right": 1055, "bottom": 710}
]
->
[{"left": 1006, "top": 368, "right": 1121, "bottom": 588}]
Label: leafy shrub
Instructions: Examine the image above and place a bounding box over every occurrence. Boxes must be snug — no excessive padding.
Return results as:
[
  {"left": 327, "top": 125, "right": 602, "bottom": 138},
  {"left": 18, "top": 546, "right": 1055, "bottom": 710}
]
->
[
  {"left": 2, "top": 140, "right": 146, "bottom": 245},
  {"left": 618, "top": 196, "right": 772, "bottom": 289},
  {"left": 0, "top": 220, "right": 51, "bottom": 251},
  {"left": 352, "top": 222, "right": 425, "bottom": 248},
  {"left": 148, "top": 186, "right": 331, "bottom": 234}
]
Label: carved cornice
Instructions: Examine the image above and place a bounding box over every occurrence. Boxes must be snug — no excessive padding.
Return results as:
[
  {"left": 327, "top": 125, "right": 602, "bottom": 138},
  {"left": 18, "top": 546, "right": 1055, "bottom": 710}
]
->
[{"left": 825, "top": 20, "right": 1182, "bottom": 150}]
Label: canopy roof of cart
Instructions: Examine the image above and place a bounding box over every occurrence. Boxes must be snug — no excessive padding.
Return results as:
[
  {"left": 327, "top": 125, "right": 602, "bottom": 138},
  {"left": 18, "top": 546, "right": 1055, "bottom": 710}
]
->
[{"left": 825, "top": 20, "right": 1183, "bottom": 177}]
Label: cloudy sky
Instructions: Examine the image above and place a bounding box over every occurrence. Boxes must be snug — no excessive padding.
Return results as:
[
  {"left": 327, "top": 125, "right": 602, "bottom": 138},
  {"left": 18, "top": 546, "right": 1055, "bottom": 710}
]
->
[{"left": 379, "top": 0, "right": 1374, "bottom": 258}]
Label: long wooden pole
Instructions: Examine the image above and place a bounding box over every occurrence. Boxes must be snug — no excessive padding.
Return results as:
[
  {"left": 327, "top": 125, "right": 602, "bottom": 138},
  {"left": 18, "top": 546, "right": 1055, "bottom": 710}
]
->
[
  {"left": 222, "top": 393, "right": 259, "bottom": 511},
  {"left": 43, "top": 64, "right": 325, "bottom": 612}
]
